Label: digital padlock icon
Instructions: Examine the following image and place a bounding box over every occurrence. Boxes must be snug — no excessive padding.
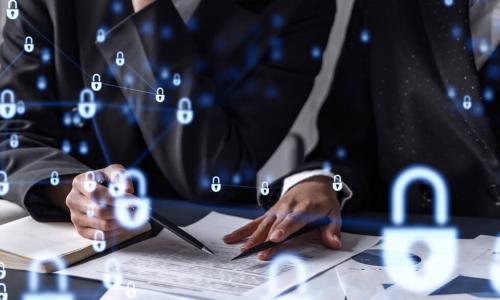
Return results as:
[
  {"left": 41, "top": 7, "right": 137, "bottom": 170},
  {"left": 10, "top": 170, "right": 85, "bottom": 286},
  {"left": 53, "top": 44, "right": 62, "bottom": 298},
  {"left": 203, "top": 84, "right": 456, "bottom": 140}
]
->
[
  {"left": 16, "top": 100, "right": 25, "bottom": 115},
  {"left": 268, "top": 254, "right": 311, "bottom": 300},
  {"left": 78, "top": 88, "right": 96, "bottom": 119},
  {"left": 114, "top": 169, "right": 151, "bottom": 230},
  {"left": 84, "top": 172, "right": 97, "bottom": 192},
  {"left": 492, "top": 237, "right": 500, "bottom": 293},
  {"left": 155, "top": 88, "right": 165, "bottom": 103},
  {"left": 23, "top": 257, "right": 73, "bottom": 300},
  {"left": 61, "top": 140, "right": 71, "bottom": 154},
  {"left": 108, "top": 172, "right": 127, "bottom": 198},
  {"left": 0, "top": 261, "right": 6, "bottom": 279},
  {"left": 0, "top": 89, "right": 16, "bottom": 119},
  {"left": 126, "top": 281, "right": 136, "bottom": 298},
  {"left": 332, "top": 175, "right": 343, "bottom": 192},
  {"left": 50, "top": 171, "right": 60, "bottom": 186},
  {"left": 176, "top": 98, "right": 194, "bottom": 125},
  {"left": 93, "top": 230, "right": 106, "bottom": 253},
  {"left": 211, "top": 176, "right": 221, "bottom": 193},
  {"left": 103, "top": 259, "right": 123, "bottom": 289},
  {"left": 463, "top": 95, "right": 472, "bottom": 110},
  {"left": 37, "top": 76, "right": 47, "bottom": 91},
  {"left": 91, "top": 74, "right": 102, "bottom": 92},
  {"left": 173, "top": 73, "right": 181, "bottom": 86},
  {"left": 96, "top": 29, "right": 106, "bottom": 43},
  {"left": 0, "top": 283, "right": 7, "bottom": 300},
  {"left": 115, "top": 51, "right": 125, "bottom": 67},
  {"left": 382, "top": 165, "right": 457, "bottom": 294},
  {"left": 24, "top": 36, "right": 34, "bottom": 53},
  {"left": 10, "top": 134, "right": 19, "bottom": 148},
  {"left": 260, "top": 181, "right": 270, "bottom": 196},
  {"left": 0, "top": 171, "right": 9, "bottom": 196},
  {"left": 79, "top": 141, "right": 88, "bottom": 155},
  {"left": 6, "top": 0, "right": 19, "bottom": 20}
]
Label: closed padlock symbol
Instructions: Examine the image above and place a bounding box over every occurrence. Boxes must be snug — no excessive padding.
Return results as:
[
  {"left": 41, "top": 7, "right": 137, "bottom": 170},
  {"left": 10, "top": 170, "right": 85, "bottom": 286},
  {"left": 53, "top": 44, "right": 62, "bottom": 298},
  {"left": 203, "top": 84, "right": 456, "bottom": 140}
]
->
[
  {"left": 37, "top": 76, "right": 47, "bottom": 91},
  {"left": 114, "top": 169, "right": 151, "bottom": 230},
  {"left": 9, "top": 134, "right": 19, "bottom": 148},
  {"left": 50, "top": 171, "right": 60, "bottom": 186},
  {"left": 155, "top": 88, "right": 165, "bottom": 103},
  {"left": 268, "top": 254, "right": 311, "bottom": 300},
  {"left": 91, "top": 74, "right": 102, "bottom": 92},
  {"left": 108, "top": 172, "right": 127, "bottom": 198},
  {"left": 23, "top": 257, "right": 73, "bottom": 300},
  {"left": 78, "top": 88, "right": 97, "bottom": 119},
  {"left": 79, "top": 141, "right": 88, "bottom": 155},
  {"left": 84, "top": 172, "right": 97, "bottom": 192},
  {"left": 115, "top": 51, "right": 125, "bottom": 66},
  {"left": 0, "top": 262, "right": 6, "bottom": 279},
  {"left": 24, "top": 36, "right": 34, "bottom": 53},
  {"left": 93, "top": 230, "right": 106, "bottom": 253},
  {"left": 103, "top": 259, "right": 123, "bottom": 289},
  {"left": 211, "top": 176, "right": 221, "bottom": 193},
  {"left": 0, "top": 89, "right": 16, "bottom": 119},
  {"left": 332, "top": 175, "right": 343, "bottom": 192},
  {"left": 96, "top": 29, "right": 106, "bottom": 43},
  {"left": 126, "top": 281, "right": 136, "bottom": 298},
  {"left": 173, "top": 73, "right": 181, "bottom": 86},
  {"left": 0, "top": 171, "right": 9, "bottom": 196},
  {"left": 6, "top": 0, "right": 19, "bottom": 20},
  {"left": 61, "top": 140, "right": 71, "bottom": 154},
  {"left": 492, "top": 237, "right": 500, "bottom": 292},
  {"left": 16, "top": 100, "right": 25, "bottom": 115},
  {"left": 260, "top": 181, "right": 270, "bottom": 196},
  {"left": 463, "top": 95, "right": 472, "bottom": 110},
  {"left": 0, "top": 283, "right": 7, "bottom": 300},
  {"left": 382, "top": 165, "right": 457, "bottom": 294},
  {"left": 176, "top": 98, "right": 194, "bottom": 125}
]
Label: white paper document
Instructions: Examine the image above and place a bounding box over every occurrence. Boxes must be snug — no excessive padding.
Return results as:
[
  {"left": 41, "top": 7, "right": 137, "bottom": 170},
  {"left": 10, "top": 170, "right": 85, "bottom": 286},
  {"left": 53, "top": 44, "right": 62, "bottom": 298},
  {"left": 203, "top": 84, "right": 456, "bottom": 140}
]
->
[{"left": 63, "top": 212, "right": 379, "bottom": 299}]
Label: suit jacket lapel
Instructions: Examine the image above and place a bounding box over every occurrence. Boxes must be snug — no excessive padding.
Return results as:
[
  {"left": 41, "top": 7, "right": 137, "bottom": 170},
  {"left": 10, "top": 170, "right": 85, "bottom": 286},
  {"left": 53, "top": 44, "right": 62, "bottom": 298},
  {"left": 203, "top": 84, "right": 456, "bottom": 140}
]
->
[{"left": 419, "top": 0, "right": 498, "bottom": 154}]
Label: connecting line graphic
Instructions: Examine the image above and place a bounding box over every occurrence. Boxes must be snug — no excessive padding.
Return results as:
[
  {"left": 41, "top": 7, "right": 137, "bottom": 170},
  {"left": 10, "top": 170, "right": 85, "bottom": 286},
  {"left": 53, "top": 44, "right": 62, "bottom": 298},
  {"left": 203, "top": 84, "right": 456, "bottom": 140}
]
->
[
  {"left": 25, "top": 100, "right": 176, "bottom": 112},
  {"left": 124, "top": 62, "right": 157, "bottom": 92},
  {"left": 0, "top": 50, "right": 24, "bottom": 79},
  {"left": 130, "top": 120, "right": 177, "bottom": 167},
  {"left": 101, "top": 82, "right": 156, "bottom": 95}
]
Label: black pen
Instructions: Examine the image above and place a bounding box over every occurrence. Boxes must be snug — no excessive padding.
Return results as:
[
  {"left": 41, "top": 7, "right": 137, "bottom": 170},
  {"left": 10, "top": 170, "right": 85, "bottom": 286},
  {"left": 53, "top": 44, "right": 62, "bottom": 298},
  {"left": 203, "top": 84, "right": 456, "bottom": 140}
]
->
[
  {"left": 94, "top": 172, "right": 215, "bottom": 256},
  {"left": 231, "top": 216, "right": 332, "bottom": 260}
]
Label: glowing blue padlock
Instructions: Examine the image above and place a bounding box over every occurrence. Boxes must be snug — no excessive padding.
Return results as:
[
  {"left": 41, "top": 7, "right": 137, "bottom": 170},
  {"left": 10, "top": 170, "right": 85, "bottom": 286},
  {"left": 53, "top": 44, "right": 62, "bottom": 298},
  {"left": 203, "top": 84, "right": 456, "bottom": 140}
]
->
[
  {"left": 78, "top": 88, "right": 96, "bottom": 119},
  {"left": 268, "top": 254, "right": 311, "bottom": 300},
  {"left": 155, "top": 87, "right": 165, "bottom": 103},
  {"left": 79, "top": 141, "right": 88, "bottom": 155},
  {"left": 23, "top": 257, "right": 73, "bottom": 300},
  {"left": 96, "top": 29, "right": 106, "bottom": 43},
  {"left": 115, "top": 51, "right": 125, "bottom": 67},
  {"left": 84, "top": 172, "right": 97, "bottom": 192},
  {"left": 0, "top": 283, "right": 7, "bottom": 300},
  {"left": 173, "top": 73, "right": 181, "bottom": 86},
  {"left": 63, "top": 112, "right": 71, "bottom": 126},
  {"left": 61, "top": 140, "right": 71, "bottom": 154},
  {"left": 91, "top": 74, "right": 102, "bottom": 92},
  {"left": 6, "top": 0, "right": 19, "bottom": 20},
  {"left": 24, "top": 36, "right": 34, "bottom": 53},
  {"left": 260, "top": 181, "right": 270, "bottom": 196},
  {"left": 176, "top": 98, "right": 194, "bottom": 125},
  {"left": 332, "top": 175, "right": 343, "bottom": 192},
  {"left": 50, "top": 171, "right": 60, "bottom": 186},
  {"left": 10, "top": 133, "right": 19, "bottom": 148},
  {"left": 0, "top": 89, "right": 16, "bottom": 119},
  {"left": 114, "top": 169, "right": 151, "bottom": 230},
  {"left": 103, "top": 259, "right": 123, "bottom": 289},
  {"left": 383, "top": 165, "right": 457, "bottom": 294},
  {"left": 93, "top": 230, "right": 106, "bottom": 253},
  {"left": 37, "top": 76, "right": 47, "bottom": 91},
  {"left": 463, "top": 95, "right": 472, "bottom": 110},
  {"left": 16, "top": 100, "right": 25, "bottom": 115},
  {"left": 0, "top": 261, "right": 6, "bottom": 279},
  {"left": 0, "top": 171, "right": 9, "bottom": 196},
  {"left": 492, "top": 237, "right": 500, "bottom": 293},
  {"left": 211, "top": 176, "right": 221, "bottom": 193}
]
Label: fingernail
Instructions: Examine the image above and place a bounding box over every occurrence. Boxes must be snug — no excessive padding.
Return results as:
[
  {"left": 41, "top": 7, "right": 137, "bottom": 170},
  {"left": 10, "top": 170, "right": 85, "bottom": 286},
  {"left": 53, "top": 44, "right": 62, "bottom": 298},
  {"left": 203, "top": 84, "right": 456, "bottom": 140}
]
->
[
  {"left": 270, "top": 229, "right": 283, "bottom": 242},
  {"left": 257, "top": 252, "right": 266, "bottom": 259},
  {"left": 240, "top": 246, "right": 248, "bottom": 252},
  {"left": 333, "top": 235, "right": 342, "bottom": 248}
]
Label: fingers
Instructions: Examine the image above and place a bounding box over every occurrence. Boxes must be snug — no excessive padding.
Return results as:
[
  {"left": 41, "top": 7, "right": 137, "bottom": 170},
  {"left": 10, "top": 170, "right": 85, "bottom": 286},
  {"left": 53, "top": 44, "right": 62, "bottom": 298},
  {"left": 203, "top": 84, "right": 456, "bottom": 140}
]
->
[
  {"left": 320, "top": 210, "right": 342, "bottom": 249},
  {"left": 241, "top": 214, "right": 277, "bottom": 251},
  {"left": 76, "top": 226, "right": 130, "bottom": 240},
  {"left": 223, "top": 215, "right": 265, "bottom": 244},
  {"left": 103, "top": 164, "right": 134, "bottom": 194}
]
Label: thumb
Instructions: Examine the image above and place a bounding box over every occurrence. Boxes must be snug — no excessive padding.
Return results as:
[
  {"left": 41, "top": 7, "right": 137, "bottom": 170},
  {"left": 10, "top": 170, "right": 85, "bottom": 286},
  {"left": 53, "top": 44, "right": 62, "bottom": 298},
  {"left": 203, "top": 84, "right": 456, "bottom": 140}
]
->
[{"left": 320, "top": 212, "right": 342, "bottom": 249}]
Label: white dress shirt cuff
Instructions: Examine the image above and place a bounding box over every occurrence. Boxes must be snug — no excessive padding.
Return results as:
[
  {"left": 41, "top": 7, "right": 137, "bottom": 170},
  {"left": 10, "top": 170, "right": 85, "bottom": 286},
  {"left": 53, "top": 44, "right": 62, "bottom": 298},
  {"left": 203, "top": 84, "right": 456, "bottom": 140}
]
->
[{"left": 281, "top": 170, "right": 353, "bottom": 210}]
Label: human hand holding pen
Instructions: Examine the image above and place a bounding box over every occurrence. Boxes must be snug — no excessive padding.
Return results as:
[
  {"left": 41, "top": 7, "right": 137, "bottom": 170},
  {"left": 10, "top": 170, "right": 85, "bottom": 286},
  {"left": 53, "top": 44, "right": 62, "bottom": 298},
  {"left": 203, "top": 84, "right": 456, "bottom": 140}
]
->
[
  {"left": 223, "top": 177, "right": 343, "bottom": 260},
  {"left": 65, "top": 164, "right": 134, "bottom": 239}
]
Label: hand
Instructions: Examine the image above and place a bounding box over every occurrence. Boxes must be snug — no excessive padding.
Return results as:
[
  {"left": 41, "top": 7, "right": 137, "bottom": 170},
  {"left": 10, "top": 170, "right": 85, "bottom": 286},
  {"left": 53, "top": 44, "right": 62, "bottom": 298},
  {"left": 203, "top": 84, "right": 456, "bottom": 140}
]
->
[
  {"left": 223, "top": 177, "right": 342, "bottom": 260},
  {"left": 66, "top": 164, "right": 134, "bottom": 239},
  {"left": 131, "top": 0, "right": 155, "bottom": 12}
]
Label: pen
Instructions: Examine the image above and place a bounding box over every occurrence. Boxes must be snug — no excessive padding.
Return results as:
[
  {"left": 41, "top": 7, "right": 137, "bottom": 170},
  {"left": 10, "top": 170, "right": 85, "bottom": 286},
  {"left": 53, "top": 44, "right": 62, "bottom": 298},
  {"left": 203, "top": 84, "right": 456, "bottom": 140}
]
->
[
  {"left": 231, "top": 216, "right": 332, "bottom": 260},
  {"left": 94, "top": 172, "right": 215, "bottom": 256}
]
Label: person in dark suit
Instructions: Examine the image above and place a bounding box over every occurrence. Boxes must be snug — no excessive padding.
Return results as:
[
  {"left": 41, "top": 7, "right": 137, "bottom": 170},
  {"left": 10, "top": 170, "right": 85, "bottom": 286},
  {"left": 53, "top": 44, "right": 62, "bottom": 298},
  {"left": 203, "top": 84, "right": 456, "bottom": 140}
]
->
[
  {"left": 0, "top": 0, "right": 335, "bottom": 239},
  {"left": 225, "top": 0, "right": 500, "bottom": 260}
]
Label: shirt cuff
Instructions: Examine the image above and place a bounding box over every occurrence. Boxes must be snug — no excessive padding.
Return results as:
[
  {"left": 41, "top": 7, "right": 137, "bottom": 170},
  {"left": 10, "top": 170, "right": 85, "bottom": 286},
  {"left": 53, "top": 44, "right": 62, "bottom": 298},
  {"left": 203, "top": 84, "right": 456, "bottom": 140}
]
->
[{"left": 281, "top": 170, "right": 353, "bottom": 210}]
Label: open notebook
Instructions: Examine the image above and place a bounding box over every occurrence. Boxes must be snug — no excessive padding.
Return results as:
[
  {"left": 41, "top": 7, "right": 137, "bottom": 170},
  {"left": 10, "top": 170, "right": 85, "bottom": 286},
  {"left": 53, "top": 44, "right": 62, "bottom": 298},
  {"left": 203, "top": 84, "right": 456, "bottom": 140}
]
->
[{"left": 0, "top": 217, "right": 151, "bottom": 273}]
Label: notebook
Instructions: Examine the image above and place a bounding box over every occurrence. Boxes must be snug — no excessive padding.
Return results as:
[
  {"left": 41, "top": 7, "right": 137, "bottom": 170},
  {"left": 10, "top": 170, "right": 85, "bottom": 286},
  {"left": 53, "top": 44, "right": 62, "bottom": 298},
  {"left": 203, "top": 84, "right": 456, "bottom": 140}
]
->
[{"left": 0, "top": 217, "right": 151, "bottom": 273}]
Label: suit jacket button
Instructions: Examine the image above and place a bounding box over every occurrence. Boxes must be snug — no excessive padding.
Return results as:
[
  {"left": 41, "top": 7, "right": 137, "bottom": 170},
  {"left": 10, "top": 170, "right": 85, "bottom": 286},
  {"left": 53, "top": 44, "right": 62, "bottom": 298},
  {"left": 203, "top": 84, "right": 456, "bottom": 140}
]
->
[{"left": 488, "top": 185, "right": 500, "bottom": 206}]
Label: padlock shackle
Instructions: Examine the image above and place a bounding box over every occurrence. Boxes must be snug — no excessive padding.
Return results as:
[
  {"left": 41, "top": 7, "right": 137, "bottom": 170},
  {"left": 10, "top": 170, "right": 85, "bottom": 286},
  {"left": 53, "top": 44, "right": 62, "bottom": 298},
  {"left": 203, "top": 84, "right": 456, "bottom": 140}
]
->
[
  {"left": 8, "top": 0, "right": 17, "bottom": 9},
  {"left": 1, "top": 89, "right": 15, "bottom": 103},
  {"left": 28, "top": 257, "right": 68, "bottom": 291},
  {"left": 262, "top": 181, "right": 269, "bottom": 188},
  {"left": 391, "top": 165, "right": 449, "bottom": 226},
  {"left": 0, "top": 171, "right": 7, "bottom": 182},
  {"left": 80, "top": 88, "right": 95, "bottom": 102},
  {"left": 178, "top": 97, "right": 192, "bottom": 110},
  {"left": 121, "top": 169, "right": 147, "bottom": 197},
  {"left": 212, "top": 176, "right": 220, "bottom": 184}
]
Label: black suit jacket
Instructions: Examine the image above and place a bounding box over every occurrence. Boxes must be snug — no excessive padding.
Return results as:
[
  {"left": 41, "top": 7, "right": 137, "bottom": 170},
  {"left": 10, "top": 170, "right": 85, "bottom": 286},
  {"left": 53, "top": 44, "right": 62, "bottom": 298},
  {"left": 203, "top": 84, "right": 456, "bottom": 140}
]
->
[
  {"left": 0, "top": 0, "right": 335, "bottom": 220},
  {"left": 262, "top": 0, "right": 500, "bottom": 218}
]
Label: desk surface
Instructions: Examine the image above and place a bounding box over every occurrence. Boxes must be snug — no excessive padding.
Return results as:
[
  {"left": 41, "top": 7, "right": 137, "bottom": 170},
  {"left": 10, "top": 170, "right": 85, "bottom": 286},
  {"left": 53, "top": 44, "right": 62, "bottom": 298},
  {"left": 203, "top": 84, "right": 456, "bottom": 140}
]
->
[{"left": 4, "top": 200, "right": 500, "bottom": 299}]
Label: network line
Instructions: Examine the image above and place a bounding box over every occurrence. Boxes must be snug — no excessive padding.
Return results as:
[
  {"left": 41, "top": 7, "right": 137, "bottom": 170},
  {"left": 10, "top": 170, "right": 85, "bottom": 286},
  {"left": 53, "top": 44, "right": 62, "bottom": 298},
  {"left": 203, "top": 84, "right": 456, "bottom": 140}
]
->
[{"left": 0, "top": 50, "right": 24, "bottom": 79}]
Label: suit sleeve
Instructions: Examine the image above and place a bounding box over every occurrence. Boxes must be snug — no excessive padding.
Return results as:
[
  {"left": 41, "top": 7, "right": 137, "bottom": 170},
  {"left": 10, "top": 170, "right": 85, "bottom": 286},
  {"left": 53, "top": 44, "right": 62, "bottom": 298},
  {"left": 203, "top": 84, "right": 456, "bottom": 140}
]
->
[
  {"left": 260, "top": 1, "right": 378, "bottom": 210},
  {"left": 97, "top": 0, "right": 336, "bottom": 203},
  {"left": 0, "top": 1, "right": 90, "bottom": 221}
]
